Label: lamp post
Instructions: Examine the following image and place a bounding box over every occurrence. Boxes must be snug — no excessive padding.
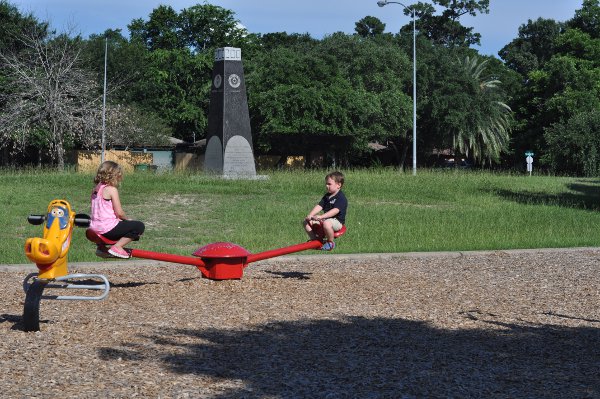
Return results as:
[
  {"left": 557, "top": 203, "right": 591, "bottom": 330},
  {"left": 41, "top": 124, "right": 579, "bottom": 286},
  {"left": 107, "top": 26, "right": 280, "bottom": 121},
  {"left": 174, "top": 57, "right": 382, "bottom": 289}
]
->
[
  {"left": 377, "top": 0, "right": 417, "bottom": 175},
  {"left": 101, "top": 37, "right": 108, "bottom": 163}
]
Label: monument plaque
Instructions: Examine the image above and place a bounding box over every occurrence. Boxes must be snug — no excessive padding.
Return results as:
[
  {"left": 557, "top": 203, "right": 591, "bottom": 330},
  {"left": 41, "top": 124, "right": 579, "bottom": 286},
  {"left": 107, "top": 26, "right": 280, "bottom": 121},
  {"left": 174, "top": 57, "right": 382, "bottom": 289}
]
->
[{"left": 204, "top": 47, "right": 256, "bottom": 177}]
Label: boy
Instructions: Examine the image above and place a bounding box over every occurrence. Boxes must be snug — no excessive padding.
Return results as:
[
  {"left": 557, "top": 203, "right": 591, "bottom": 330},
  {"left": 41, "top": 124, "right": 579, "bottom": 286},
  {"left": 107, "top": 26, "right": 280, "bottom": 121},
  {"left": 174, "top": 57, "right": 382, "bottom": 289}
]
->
[{"left": 303, "top": 171, "right": 347, "bottom": 251}]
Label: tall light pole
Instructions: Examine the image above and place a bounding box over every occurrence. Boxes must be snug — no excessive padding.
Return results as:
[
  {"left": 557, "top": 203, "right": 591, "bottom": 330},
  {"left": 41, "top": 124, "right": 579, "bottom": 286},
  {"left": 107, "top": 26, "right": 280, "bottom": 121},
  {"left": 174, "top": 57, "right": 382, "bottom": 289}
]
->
[
  {"left": 101, "top": 37, "right": 108, "bottom": 163},
  {"left": 377, "top": 0, "right": 417, "bottom": 175}
]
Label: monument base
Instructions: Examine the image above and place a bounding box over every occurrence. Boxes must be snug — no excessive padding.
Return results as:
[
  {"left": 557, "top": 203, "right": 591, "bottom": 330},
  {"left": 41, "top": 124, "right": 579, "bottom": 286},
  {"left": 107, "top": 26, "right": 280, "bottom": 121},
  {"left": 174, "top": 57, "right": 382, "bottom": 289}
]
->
[{"left": 222, "top": 174, "right": 270, "bottom": 181}]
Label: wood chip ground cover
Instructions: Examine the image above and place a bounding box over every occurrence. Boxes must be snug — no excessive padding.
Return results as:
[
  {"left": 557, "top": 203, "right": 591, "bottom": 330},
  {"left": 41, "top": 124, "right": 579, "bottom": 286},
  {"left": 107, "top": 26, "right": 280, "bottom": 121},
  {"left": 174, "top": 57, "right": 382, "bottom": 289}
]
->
[{"left": 1, "top": 249, "right": 599, "bottom": 398}]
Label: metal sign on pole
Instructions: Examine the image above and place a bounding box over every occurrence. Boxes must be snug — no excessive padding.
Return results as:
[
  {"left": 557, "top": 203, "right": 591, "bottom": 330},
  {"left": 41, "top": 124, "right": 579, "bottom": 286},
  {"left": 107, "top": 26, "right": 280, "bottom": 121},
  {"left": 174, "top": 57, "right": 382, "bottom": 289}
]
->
[{"left": 525, "top": 151, "right": 534, "bottom": 176}]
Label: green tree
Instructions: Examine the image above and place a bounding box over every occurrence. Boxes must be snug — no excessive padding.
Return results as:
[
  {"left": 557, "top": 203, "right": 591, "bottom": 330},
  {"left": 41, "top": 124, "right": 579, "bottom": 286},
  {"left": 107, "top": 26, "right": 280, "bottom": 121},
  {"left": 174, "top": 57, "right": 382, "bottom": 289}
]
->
[
  {"left": 567, "top": 0, "right": 600, "bottom": 39},
  {"left": 129, "top": 3, "right": 247, "bottom": 53},
  {"left": 409, "top": 0, "right": 489, "bottom": 48},
  {"left": 129, "top": 48, "right": 212, "bottom": 141},
  {"left": 418, "top": 49, "right": 512, "bottom": 165},
  {"left": 129, "top": 5, "right": 182, "bottom": 51},
  {"left": 544, "top": 109, "right": 600, "bottom": 176},
  {"left": 83, "top": 29, "right": 148, "bottom": 102},
  {"left": 0, "top": 0, "right": 47, "bottom": 53},
  {"left": 124, "top": 4, "right": 253, "bottom": 141},
  {"left": 355, "top": 16, "right": 386, "bottom": 38},
  {"left": 319, "top": 33, "right": 412, "bottom": 165},
  {"left": 179, "top": 4, "right": 247, "bottom": 52},
  {"left": 452, "top": 56, "right": 512, "bottom": 163},
  {"left": 258, "top": 32, "right": 317, "bottom": 51},
  {"left": 247, "top": 32, "right": 412, "bottom": 167},
  {"left": 499, "top": 1, "right": 600, "bottom": 174},
  {"left": 499, "top": 18, "right": 564, "bottom": 76}
]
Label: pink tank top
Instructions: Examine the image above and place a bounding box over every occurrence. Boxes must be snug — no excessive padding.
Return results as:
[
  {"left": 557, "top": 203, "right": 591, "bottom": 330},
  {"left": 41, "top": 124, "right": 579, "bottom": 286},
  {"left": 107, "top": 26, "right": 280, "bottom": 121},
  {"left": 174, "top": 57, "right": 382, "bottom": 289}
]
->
[{"left": 90, "top": 183, "right": 119, "bottom": 234}]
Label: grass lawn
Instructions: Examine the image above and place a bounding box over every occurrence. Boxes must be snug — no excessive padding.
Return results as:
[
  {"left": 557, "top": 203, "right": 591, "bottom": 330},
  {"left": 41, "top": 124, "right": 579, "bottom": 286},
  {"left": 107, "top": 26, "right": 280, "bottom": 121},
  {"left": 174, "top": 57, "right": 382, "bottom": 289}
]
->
[{"left": 2, "top": 168, "right": 600, "bottom": 264}]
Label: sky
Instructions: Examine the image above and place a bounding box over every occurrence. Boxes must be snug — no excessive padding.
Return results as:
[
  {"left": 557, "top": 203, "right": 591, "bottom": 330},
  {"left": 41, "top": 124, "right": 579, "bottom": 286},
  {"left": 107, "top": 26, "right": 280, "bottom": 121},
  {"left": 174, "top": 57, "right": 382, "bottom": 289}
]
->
[{"left": 10, "top": 0, "right": 585, "bottom": 57}]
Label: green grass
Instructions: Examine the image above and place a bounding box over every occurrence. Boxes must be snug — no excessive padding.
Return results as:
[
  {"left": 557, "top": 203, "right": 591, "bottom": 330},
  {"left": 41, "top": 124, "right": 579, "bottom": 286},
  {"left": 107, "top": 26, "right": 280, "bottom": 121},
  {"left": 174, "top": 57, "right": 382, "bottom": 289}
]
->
[{"left": 2, "top": 168, "right": 600, "bottom": 264}]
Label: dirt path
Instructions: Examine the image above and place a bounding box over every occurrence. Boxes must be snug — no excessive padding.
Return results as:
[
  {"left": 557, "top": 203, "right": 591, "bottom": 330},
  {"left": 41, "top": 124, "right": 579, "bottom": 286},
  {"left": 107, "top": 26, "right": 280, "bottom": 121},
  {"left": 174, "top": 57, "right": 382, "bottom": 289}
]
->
[{"left": 1, "top": 249, "right": 599, "bottom": 398}]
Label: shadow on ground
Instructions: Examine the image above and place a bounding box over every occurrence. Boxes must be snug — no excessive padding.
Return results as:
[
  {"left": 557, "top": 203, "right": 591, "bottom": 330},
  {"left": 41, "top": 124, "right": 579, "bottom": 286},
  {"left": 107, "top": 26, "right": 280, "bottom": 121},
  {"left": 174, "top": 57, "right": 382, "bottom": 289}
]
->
[
  {"left": 99, "top": 315, "right": 600, "bottom": 398},
  {"left": 492, "top": 181, "right": 600, "bottom": 211}
]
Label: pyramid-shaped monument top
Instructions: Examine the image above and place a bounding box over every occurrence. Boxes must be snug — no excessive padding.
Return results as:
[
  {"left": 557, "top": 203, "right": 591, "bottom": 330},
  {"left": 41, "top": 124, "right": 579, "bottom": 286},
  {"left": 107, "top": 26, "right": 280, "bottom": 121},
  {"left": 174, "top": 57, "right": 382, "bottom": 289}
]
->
[{"left": 215, "top": 47, "right": 241, "bottom": 61}]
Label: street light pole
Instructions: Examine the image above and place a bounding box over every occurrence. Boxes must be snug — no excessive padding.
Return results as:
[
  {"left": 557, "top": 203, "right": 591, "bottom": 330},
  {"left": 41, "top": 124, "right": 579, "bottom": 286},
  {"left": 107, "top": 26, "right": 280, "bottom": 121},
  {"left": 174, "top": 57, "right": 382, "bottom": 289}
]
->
[
  {"left": 101, "top": 37, "right": 108, "bottom": 163},
  {"left": 377, "top": 0, "right": 417, "bottom": 175}
]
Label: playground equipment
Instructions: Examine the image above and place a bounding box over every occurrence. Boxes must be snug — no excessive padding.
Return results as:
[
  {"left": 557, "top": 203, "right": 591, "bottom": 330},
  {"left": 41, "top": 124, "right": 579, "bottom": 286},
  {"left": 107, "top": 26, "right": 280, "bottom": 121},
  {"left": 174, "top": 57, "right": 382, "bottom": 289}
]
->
[
  {"left": 23, "top": 199, "right": 346, "bottom": 331},
  {"left": 23, "top": 200, "right": 110, "bottom": 331},
  {"left": 86, "top": 221, "right": 346, "bottom": 280}
]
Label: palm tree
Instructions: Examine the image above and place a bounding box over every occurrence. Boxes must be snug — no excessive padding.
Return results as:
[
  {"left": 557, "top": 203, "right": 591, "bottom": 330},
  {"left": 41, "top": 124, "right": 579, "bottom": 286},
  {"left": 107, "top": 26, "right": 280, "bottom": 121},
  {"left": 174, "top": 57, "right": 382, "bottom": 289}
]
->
[{"left": 452, "top": 56, "right": 512, "bottom": 164}]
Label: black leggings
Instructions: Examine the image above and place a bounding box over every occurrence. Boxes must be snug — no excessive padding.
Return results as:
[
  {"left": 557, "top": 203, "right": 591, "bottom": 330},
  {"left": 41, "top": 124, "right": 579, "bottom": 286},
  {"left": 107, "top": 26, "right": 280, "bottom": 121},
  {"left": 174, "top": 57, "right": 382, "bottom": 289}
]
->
[{"left": 103, "top": 220, "right": 145, "bottom": 241}]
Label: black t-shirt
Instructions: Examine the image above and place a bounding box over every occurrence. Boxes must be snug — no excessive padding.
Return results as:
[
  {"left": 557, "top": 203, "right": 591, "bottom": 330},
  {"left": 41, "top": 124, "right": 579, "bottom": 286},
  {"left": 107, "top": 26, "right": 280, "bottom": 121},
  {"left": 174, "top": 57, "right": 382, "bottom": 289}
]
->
[{"left": 318, "top": 190, "right": 348, "bottom": 224}]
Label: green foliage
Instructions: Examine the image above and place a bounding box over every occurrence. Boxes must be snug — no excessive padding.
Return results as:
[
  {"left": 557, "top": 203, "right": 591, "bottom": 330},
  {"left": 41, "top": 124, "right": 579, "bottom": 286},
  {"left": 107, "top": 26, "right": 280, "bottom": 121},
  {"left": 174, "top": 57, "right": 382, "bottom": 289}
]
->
[
  {"left": 83, "top": 29, "right": 148, "bottom": 97},
  {"left": 555, "top": 28, "right": 600, "bottom": 62},
  {"left": 354, "top": 16, "right": 386, "bottom": 38},
  {"left": 567, "top": 0, "right": 600, "bottom": 39},
  {"left": 128, "top": 3, "right": 247, "bottom": 53},
  {"left": 501, "top": 2, "right": 600, "bottom": 173},
  {"left": 543, "top": 109, "right": 600, "bottom": 176},
  {"left": 131, "top": 48, "right": 211, "bottom": 140},
  {"left": 247, "top": 33, "right": 412, "bottom": 158},
  {"left": 257, "top": 32, "right": 318, "bottom": 51},
  {"left": 499, "top": 18, "right": 564, "bottom": 76},
  {"left": 0, "top": 0, "right": 47, "bottom": 53},
  {"left": 417, "top": 48, "right": 512, "bottom": 163},
  {"left": 121, "top": 3, "right": 254, "bottom": 142},
  {"left": 3, "top": 0, "right": 599, "bottom": 176},
  {"left": 128, "top": 5, "right": 182, "bottom": 50},
  {"left": 411, "top": 0, "right": 489, "bottom": 47}
]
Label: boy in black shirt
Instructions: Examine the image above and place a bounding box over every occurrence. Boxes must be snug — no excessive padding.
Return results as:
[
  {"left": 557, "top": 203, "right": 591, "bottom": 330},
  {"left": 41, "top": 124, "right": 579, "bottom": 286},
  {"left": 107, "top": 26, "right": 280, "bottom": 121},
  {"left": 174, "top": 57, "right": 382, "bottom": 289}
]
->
[{"left": 303, "top": 171, "right": 348, "bottom": 251}]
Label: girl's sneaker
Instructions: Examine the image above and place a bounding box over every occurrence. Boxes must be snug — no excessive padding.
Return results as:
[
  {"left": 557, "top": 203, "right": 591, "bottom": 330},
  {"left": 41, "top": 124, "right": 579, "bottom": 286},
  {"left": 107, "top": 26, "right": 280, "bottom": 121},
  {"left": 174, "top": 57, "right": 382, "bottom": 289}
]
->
[
  {"left": 321, "top": 241, "right": 335, "bottom": 251},
  {"left": 108, "top": 246, "right": 130, "bottom": 259}
]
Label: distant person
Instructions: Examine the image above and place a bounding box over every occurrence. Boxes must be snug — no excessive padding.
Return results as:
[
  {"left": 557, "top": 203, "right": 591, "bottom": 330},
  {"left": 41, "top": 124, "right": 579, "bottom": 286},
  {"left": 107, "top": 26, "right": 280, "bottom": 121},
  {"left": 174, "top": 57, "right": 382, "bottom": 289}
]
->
[
  {"left": 90, "top": 161, "right": 145, "bottom": 259},
  {"left": 303, "top": 171, "right": 348, "bottom": 251}
]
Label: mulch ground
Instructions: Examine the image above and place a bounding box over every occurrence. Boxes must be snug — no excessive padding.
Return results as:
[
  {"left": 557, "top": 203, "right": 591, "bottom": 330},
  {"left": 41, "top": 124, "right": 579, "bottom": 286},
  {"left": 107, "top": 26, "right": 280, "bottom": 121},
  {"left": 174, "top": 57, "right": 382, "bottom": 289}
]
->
[{"left": 1, "top": 249, "right": 599, "bottom": 398}]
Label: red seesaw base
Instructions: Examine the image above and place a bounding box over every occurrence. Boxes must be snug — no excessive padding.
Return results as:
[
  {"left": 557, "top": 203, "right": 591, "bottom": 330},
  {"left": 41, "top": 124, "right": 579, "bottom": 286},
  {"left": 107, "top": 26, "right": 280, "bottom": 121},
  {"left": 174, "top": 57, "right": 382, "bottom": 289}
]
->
[{"left": 85, "top": 225, "right": 346, "bottom": 281}]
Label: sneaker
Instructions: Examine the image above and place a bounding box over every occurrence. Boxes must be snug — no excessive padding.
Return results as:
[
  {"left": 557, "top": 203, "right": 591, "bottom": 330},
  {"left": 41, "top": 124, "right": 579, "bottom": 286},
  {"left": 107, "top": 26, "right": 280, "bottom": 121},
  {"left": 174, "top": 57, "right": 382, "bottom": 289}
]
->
[
  {"left": 108, "top": 246, "right": 130, "bottom": 259},
  {"left": 321, "top": 241, "right": 335, "bottom": 251},
  {"left": 95, "top": 248, "right": 111, "bottom": 258}
]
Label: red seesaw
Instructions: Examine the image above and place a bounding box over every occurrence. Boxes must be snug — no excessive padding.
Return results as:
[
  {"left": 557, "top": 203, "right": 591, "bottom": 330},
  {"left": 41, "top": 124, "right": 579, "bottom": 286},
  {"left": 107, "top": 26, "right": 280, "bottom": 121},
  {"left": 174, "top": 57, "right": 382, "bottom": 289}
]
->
[{"left": 86, "top": 223, "right": 347, "bottom": 280}]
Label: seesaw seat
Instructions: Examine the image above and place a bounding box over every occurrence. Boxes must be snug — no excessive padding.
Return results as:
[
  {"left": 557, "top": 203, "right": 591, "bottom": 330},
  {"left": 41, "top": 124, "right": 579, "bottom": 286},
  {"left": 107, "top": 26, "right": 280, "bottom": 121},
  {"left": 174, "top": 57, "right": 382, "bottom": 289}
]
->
[
  {"left": 85, "top": 229, "right": 117, "bottom": 245},
  {"left": 312, "top": 223, "right": 347, "bottom": 240},
  {"left": 334, "top": 225, "right": 347, "bottom": 238}
]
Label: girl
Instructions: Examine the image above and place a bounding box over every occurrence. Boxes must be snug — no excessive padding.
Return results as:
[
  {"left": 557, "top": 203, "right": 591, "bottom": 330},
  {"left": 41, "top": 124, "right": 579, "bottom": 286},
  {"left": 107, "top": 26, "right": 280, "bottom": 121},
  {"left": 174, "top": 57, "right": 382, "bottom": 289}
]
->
[{"left": 90, "top": 161, "right": 145, "bottom": 259}]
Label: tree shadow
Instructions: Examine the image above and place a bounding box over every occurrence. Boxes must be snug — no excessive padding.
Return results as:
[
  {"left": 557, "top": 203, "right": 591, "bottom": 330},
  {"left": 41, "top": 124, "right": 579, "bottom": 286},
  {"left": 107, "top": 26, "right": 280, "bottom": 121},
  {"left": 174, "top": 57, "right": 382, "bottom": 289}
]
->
[
  {"left": 109, "top": 281, "right": 159, "bottom": 288},
  {"left": 542, "top": 311, "right": 600, "bottom": 324},
  {"left": 262, "top": 270, "right": 313, "bottom": 280},
  {"left": 492, "top": 181, "right": 600, "bottom": 211},
  {"left": 176, "top": 277, "right": 203, "bottom": 283},
  {"left": 59, "top": 279, "right": 157, "bottom": 289},
  {"left": 99, "top": 316, "right": 600, "bottom": 398}
]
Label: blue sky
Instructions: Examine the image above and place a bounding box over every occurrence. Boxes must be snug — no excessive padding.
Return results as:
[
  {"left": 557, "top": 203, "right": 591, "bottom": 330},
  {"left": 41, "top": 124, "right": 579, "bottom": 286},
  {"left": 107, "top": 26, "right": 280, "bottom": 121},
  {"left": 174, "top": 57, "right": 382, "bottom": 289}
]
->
[{"left": 10, "top": 0, "right": 584, "bottom": 57}]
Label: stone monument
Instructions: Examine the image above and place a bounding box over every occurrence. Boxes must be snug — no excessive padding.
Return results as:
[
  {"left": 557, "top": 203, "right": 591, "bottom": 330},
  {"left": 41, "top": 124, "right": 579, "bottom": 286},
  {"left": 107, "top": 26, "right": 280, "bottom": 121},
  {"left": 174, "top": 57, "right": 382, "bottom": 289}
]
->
[{"left": 204, "top": 47, "right": 256, "bottom": 177}]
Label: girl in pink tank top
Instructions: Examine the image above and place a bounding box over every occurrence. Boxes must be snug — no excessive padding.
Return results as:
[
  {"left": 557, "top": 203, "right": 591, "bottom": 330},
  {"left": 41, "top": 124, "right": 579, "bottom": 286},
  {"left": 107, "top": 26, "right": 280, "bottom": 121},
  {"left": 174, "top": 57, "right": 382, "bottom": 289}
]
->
[{"left": 91, "top": 161, "right": 145, "bottom": 259}]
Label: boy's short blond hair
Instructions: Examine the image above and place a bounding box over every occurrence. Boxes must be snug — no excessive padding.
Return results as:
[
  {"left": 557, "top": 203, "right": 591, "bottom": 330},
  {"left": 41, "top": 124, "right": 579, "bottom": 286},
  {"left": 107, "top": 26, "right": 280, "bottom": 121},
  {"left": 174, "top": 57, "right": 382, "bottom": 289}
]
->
[{"left": 326, "top": 171, "right": 344, "bottom": 187}]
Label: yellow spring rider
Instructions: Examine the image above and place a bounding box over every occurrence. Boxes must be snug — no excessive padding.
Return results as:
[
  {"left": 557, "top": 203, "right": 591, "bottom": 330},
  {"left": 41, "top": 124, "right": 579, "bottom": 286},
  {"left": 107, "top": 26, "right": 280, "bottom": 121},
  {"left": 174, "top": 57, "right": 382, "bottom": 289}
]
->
[{"left": 23, "top": 199, "right": 109, "bottom": 332}]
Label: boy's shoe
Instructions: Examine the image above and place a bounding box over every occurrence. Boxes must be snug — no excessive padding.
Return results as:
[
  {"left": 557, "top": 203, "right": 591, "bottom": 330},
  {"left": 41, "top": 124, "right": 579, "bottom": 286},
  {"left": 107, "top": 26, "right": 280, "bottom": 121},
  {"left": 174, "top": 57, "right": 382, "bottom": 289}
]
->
[
  {"left": 108, "top": 246, "right": 130, "bottom": 259},
  {"left": 321, "top": 241, "right": 335, "bottom": 251},
  {"left": 95, "top": 248, "right": 111, "bottom": 258}
]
